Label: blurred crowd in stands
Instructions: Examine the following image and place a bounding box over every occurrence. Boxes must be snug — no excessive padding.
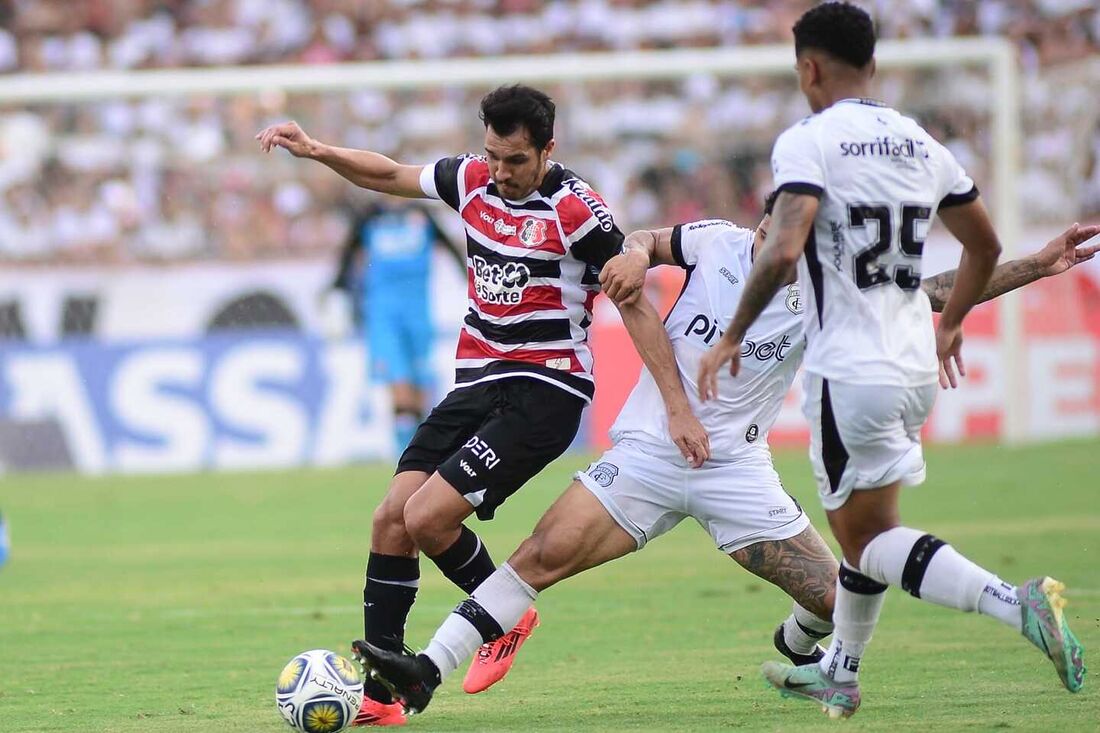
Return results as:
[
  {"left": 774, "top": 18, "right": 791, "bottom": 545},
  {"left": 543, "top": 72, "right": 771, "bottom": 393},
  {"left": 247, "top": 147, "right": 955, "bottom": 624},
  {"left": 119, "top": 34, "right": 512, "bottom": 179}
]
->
[{"left": 0, "top": 0, "right": 1098, "bottom": 263}]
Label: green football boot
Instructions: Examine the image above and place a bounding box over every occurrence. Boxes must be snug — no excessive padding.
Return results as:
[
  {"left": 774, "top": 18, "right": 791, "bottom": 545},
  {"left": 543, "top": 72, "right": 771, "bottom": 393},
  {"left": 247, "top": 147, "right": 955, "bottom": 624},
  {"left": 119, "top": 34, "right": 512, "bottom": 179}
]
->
[
  {"left": 1018, "top": 576, "right": 1085, "bottom": 692},
  {"left": 760, "top": 661, "right": 860, "bottom": 719}
]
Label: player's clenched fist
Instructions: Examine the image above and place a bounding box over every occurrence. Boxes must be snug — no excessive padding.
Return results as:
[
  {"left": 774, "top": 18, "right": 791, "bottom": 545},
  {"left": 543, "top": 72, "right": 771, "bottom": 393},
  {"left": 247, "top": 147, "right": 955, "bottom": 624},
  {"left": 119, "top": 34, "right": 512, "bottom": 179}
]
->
[
  {"left": 696, "top": 336, "right": 741, "bottom": 402},
  {"left": 256, "top": 121, "right": 317, "bottom": 157},
  {"left": 599, "top": 251, "right": 648, "bottom": 305}
]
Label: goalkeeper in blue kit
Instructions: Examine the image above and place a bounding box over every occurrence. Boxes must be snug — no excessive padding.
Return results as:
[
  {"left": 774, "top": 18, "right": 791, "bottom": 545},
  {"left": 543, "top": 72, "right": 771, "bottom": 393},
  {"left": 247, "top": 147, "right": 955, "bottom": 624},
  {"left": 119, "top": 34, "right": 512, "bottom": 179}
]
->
[{"left": 332, "top": 200, "right": 464, "bottom": 454}]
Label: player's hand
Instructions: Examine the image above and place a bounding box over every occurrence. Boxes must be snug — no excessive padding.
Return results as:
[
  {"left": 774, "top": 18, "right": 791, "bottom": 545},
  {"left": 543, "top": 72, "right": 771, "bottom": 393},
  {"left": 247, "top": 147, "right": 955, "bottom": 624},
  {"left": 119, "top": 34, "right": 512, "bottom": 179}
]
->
[
  {"left": 256, "top": 121, "right": 317, "bottom": 157},
  {"left": 599, "top": 251, "right": 649, "bottom": 305},
  {"left": 697, "top": 337, "right": 741, "bottom": 402},
  {"left": 935, "top": 322, "right": 965, "bottom": 389},
  {"left": 668, "top": 407, "right": 710, "bottom": 468},
  {"left": 1034, "top": 222, "right": 1100, "bottom": 277}
]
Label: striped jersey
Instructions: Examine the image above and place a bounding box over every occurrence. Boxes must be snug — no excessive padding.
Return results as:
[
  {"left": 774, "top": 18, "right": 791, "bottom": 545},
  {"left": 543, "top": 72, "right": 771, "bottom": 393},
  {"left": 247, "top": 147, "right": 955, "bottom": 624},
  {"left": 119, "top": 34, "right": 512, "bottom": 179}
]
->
[{"left": 419, "top": 155, "right": 624, "bottom": 402}]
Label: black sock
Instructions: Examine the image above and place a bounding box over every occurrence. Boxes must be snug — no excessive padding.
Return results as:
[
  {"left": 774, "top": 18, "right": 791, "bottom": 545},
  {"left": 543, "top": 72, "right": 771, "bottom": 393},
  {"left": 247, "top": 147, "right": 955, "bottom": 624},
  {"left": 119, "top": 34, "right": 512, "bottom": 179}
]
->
[
  {"left": 426, "top": 525, "right": 496, "bottom": 595},
  {"left": 363, "top": 553, "right": 420, "bottom": 703}
]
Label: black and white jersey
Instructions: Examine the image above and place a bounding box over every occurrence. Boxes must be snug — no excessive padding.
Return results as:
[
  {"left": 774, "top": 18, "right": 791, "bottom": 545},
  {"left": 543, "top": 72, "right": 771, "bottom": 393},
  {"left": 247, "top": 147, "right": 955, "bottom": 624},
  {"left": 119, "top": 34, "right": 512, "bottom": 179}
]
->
[
  {"left": 611, "top": 220, "right": 805, "bottom": 462},
  {"left": 772, "top": 98, "right": 978, "bottom": 387}
]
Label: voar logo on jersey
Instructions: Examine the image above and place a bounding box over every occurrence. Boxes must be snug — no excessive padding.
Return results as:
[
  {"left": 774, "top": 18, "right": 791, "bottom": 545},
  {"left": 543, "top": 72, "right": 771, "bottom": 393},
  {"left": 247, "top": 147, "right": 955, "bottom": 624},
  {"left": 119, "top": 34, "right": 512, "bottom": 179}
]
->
[{"left": 479, "top": 210, "right": 517, "bottom": 237}]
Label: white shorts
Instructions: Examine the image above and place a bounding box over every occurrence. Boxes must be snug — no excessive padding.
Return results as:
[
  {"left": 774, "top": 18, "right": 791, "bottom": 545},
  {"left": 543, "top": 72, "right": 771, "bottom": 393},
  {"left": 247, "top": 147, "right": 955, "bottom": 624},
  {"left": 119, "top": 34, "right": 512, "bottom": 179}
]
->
[
  {"left": 575, "top": 440, "right": 809, "bottom": 553},
  {"left": 802, "top": 374, "right": 937, "bottom": 511}
]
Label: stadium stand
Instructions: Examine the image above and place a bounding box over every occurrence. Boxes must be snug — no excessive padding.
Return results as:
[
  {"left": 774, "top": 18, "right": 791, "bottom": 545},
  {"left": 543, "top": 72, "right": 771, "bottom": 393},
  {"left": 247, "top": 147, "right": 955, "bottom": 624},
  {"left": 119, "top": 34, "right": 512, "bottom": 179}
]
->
[{"left": 0, "top": 0, "right": 1097, "bottom": 263}]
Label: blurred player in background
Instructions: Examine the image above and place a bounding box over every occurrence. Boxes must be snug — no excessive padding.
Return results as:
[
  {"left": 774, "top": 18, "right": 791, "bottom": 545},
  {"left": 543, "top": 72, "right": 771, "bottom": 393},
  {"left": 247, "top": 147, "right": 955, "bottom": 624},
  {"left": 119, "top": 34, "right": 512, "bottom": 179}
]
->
[
  {"left": 259, "top": 84, "right": 624, "bottom": 726},
  {"left": 353, "top": 188, "right": 1098, "bottom": 714},
  {"left": 330, "top": 199, "right": 464, "bottom": 455},
  {"left": 698, "top": 2, "right": 1086, "bottom": 718},
  {"left": 0, "top": 509, "right": 8, "bottom": 570}
]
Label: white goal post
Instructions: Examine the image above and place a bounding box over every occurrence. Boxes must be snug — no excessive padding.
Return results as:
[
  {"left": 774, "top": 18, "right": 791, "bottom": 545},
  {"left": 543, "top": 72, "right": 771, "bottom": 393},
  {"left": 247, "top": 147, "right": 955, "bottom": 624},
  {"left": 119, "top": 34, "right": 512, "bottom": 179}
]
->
[{"left": 0, "top": 38, "right": 1026, "bottom": 442}]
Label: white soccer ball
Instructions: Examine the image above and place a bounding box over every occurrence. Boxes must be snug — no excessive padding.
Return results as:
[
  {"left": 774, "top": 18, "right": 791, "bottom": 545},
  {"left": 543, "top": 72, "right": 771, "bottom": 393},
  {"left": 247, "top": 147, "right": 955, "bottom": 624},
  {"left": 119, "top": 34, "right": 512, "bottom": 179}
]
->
[{"left": 275, "top": 649, "right": 364, "bottom": 733}]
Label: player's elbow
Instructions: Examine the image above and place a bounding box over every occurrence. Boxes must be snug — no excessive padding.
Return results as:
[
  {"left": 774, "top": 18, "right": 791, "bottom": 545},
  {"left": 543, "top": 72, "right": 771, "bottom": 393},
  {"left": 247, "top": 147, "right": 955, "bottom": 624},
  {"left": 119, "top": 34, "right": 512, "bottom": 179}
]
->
[
  {"left": 961, "top": 232, "right": 1002, "bottom": 264},
  {"left": 777, "top": 242, "right": 805, "bottom": 267},
  {"left": 768, "top": 246, "right": 802, "bottom": 274},
  {"left": 974, "top": 234, "right": 1003, "bottom": 260}
]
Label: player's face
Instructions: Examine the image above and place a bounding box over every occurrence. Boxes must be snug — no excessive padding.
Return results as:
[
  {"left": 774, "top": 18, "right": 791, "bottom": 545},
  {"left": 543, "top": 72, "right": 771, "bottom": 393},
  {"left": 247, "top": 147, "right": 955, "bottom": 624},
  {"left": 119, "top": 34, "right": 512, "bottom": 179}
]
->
[
  {"left": 752, "top": 214, "right": 770, "bottom": 256},
  {"left": 485, "top": 126, "right": 554, "bottom": 201}
]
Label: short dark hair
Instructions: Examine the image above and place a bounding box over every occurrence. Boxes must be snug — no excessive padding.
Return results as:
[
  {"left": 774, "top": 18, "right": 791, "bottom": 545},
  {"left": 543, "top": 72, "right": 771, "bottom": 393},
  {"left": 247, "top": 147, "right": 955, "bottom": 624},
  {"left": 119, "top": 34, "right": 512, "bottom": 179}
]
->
[
  {"left": 764, "top": 190, "right": 779, "bottom": 216},
  {"left": 479, "top": 84, "right": 556, "bottom": 151},
  {"left": 793, "top": 2, "right": 876, "bottom": 69}
]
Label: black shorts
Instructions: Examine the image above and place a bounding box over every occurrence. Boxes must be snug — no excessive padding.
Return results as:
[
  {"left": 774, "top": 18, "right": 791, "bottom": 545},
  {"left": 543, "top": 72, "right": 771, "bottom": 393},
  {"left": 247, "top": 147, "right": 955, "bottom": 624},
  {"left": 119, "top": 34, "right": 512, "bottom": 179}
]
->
[{"left": 397, "top": 378, "right": 585, "bottom": 520}]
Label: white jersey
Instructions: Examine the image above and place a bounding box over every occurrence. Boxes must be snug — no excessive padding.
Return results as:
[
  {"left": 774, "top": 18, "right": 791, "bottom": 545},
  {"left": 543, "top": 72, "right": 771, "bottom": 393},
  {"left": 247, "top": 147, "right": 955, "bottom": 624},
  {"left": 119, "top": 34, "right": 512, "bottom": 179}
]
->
[
  {"left": 771, "top": 98, "right": 978, "bottom": 387},
  {"left": 611, "top": 220, "right": 805, "bottom": 463}
]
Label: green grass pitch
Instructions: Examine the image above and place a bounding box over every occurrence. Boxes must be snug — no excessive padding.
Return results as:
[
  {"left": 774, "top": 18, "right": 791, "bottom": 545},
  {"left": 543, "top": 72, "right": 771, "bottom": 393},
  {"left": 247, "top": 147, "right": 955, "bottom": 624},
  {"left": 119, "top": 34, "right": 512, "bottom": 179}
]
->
[{"left": 1, "top": 440, "right": 1097, "bottom": 732}]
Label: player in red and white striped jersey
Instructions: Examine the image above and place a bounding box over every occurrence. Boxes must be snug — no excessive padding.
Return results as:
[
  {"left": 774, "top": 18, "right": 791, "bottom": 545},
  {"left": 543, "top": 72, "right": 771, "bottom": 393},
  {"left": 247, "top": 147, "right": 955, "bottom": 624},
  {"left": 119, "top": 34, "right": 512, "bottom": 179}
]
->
[
  {"left": 425, "top": 150, "right": 618, "bottom": 402},
  {"left": 258, "top": 84, "right": 624, "bottom": 725}
]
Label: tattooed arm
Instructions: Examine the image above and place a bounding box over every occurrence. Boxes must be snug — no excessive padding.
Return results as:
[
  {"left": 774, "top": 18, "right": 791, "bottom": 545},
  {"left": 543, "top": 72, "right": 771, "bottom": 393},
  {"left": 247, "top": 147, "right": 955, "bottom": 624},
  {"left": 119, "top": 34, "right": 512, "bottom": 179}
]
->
[{"left": 922, "top": 222, "right": 1100, "bottom": 313}]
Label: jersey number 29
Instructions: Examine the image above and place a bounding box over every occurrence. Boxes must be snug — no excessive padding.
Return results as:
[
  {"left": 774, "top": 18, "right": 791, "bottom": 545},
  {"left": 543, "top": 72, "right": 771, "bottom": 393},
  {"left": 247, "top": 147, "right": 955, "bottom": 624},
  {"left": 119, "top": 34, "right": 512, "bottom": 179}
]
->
[{"left": 849, "top": 203, "right": 932, "bottom": 291}]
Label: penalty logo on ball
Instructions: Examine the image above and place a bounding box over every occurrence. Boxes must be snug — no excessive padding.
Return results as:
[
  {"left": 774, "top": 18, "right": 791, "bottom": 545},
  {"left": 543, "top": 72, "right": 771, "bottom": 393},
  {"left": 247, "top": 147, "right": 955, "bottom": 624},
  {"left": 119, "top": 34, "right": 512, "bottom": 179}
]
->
[{"left": 276, "top": 649, "right": 363, "bottom": 733}]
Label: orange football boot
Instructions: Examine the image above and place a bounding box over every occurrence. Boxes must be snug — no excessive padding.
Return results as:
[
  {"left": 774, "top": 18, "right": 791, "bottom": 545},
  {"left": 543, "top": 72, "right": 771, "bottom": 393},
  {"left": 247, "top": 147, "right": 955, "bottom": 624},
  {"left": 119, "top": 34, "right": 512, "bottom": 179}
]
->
[
  {"left": 462, "top": 606, "right": 540, "bottom": 694},
  {"left": 351, "top": 695, "right": 407, "bottom": 727}
]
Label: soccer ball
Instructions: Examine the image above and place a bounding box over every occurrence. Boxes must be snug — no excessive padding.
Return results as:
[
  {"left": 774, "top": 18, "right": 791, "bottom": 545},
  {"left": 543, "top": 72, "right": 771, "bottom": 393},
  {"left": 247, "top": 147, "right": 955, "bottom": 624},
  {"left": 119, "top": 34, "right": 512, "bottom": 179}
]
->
[{"left": 275, "top": 649, "right": 364, "bottom": 733}]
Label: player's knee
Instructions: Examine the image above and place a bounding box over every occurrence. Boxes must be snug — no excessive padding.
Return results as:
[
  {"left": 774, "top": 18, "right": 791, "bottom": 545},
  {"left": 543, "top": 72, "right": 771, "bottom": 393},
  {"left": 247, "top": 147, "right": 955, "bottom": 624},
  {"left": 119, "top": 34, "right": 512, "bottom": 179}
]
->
[
  {"left": 401, "top": 495, "right": 459, "bottom": 554},
  {"left": 371, "top": 493, "right": 413, "bottom": 553},
  {"left": 400, "top": 497, "right": 434, "bottom": 547},
  {"left": 837, "top": 524, "right": 895, "bottom": 567},
  {"left": 372, "top": 498, "right": 403, "bottom": 535}
]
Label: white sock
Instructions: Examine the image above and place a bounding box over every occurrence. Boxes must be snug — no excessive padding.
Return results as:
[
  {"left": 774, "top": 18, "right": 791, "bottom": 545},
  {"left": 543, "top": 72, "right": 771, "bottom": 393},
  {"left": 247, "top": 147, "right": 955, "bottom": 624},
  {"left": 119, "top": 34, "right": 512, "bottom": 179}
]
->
[
  {"left": 819, "top": 562, "right": 886, "bottom": 683},
  {"left": 860, "top": 527, "right": 1010, "bottom": 621},
  {"left": 976, "top": 578, "right": 1022, "bottom": 629},
  {"left": 782, "top": 603, "right": 834, "bottom": 655},
  {"left": 422, "top": 563, "right": 537, "bottom": 681}
]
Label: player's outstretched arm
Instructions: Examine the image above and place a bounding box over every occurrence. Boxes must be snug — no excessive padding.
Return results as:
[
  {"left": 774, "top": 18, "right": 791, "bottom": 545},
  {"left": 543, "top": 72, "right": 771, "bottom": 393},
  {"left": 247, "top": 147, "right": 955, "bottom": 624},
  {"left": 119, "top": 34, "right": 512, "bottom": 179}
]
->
[
  {"left": 610, "top": 287, "right": 710, "bottom": 467},
  {"left": 921, "top": 222, "right": 1100, "bottom": 313},
  {"left": 934, "top": 197, "right": 1003, "bottom": 387},
  {"left": 256, "top": 121, "right": 427, "bottom": 198},
  {"left": 697, "top": 192, "right": 816, "bottom": 400},
  {"left": 599, "top": 227, "right": 678, "bottom": 304}
]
